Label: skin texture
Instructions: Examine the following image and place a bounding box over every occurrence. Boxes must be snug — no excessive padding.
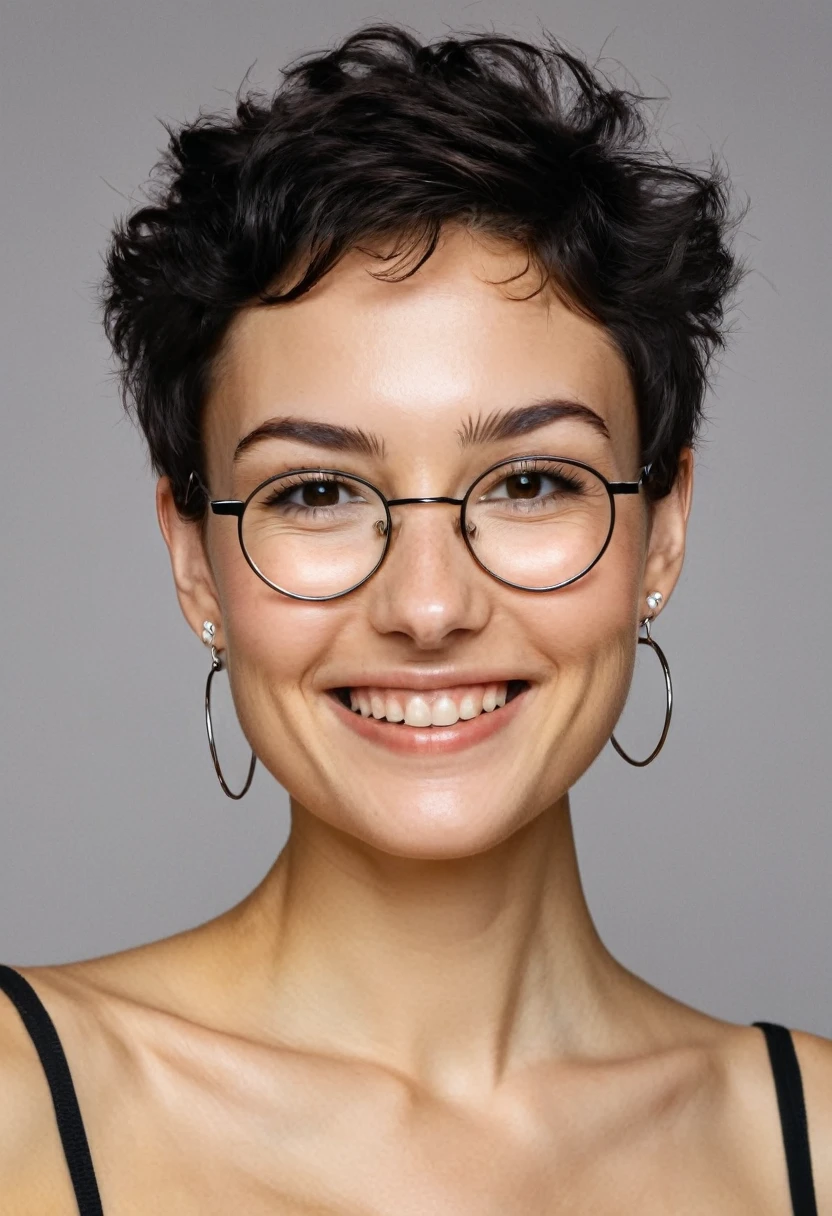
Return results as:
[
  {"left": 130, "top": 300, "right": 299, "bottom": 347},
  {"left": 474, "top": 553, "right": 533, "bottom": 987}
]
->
[{"left": 1, "top": 226, "right": 830, "bottom": 1213}]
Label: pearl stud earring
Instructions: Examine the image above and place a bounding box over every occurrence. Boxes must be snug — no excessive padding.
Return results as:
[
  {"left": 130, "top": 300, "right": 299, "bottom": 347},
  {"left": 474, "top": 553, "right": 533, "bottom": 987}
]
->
[
  {"left": 202, "top": 620, "right": 216, "bottom": 646},
  {"left": 645, "top": 591, "right": 663, "bottom": 614}
]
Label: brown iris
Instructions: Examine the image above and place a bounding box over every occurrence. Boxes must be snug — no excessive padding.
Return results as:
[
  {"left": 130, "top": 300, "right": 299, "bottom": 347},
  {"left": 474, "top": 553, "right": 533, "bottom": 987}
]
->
[
  {"left": 504, "top": 472, "right": 541, "bottom": 499},
  {"left": 302, "top": 481, "right": 340, "bottom": 506}
]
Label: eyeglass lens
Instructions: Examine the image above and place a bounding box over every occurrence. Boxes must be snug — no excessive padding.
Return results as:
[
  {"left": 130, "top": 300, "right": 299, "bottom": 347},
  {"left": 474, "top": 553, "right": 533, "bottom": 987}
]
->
[
  {"left": 239, "top": 460, "right": 613, "bottom": 598},
  {"left": 465, "top": 459, "right": 612, "bottom": 590},
  {"left": 242, "top": 472, "right": 388, "bottom": 598}
]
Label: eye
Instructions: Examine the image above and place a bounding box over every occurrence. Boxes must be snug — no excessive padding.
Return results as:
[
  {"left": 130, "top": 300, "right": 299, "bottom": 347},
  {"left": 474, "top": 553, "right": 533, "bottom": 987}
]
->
[
  {"left": 502, "top": 472, "right": 546, "bottom": 500},
  {"left": 482, "top": 468, "right": 583, "bottom": 502},
  {"left": 262, "top": 477, "right": 365, "bottom": 509},
  {"left": 290, "top": 480, "right": 346, "bottom": 507}
]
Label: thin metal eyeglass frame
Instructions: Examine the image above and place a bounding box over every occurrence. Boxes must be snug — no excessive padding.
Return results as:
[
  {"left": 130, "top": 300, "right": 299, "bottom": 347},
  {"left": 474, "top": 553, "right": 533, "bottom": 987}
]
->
[{"left": 210, "top": 454, "right": 652, "bottom": 601}]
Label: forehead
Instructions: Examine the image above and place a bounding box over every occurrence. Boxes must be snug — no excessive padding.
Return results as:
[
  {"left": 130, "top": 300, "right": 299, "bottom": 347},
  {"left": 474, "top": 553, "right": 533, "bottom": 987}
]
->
[{"left": 206, "top": 226, "right": 638, "bottom": 465}]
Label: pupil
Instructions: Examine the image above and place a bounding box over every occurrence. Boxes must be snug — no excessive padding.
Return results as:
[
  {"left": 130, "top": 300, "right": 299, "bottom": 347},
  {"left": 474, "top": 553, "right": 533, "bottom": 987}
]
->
[
  {"left": 303, "top": 481, "right": 338, "bottom": 506},
  {"left": 507, "top": 473, "right": 540, "bottom": 499}
]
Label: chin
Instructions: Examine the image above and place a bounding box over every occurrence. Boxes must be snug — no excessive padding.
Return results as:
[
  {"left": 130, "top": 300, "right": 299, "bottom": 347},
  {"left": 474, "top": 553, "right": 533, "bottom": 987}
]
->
[{"left": 310, "top": 775, "right": 549, "bottom": 861}]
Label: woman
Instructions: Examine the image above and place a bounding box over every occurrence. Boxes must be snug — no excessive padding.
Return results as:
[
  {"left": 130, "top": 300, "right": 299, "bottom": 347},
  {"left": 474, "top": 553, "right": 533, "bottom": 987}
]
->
[{"left": 1, "top": 23, "right": 829, "bottom": 1215}]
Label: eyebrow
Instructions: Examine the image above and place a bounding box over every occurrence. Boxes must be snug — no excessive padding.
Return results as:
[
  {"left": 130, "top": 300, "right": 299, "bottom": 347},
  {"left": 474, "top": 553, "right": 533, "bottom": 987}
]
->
[
  {"left": 234, "top": 416, "right": 386, "bottom": 462},
  {"left": 233, "top": 397, "right": 610, "bottom": 463},
  {"left": 457, "top": 399, "right": 610, "bottom": 447}
]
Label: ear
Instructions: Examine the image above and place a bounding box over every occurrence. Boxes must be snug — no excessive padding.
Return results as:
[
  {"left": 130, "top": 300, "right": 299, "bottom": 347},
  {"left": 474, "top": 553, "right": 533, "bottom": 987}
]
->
[
  {"left": 156, "top": 477, "right": 225, "bottom": 650},
  {"left": 641, "top": 447, "right": 694, "bottom": 614}
]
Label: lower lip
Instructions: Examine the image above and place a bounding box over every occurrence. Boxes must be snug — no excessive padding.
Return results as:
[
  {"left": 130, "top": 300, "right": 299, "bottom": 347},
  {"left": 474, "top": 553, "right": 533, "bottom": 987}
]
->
[{"left": 325, "top": 685, "right": 531, "bottom": 755}]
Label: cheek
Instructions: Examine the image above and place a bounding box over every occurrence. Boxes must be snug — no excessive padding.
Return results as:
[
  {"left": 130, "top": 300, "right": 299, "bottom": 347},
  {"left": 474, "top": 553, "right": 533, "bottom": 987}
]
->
[
  {"left": 520, "top": 514, "right": 646, "bottom": 768},
  {"left": 207, "top": 531, "right": 340, "bottom": 744}
]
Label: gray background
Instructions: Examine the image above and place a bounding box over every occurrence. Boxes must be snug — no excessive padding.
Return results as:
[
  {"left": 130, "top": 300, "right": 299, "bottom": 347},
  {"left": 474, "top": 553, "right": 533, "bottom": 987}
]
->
[{"left": 1, "top": 0, "right": 829, "bottom": 1034}]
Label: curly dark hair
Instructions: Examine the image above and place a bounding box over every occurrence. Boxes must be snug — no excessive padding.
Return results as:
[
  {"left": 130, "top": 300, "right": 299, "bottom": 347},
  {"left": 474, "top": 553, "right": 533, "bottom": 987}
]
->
[{"left": 100, "top": 23, "right": 747, "bottom": 519}]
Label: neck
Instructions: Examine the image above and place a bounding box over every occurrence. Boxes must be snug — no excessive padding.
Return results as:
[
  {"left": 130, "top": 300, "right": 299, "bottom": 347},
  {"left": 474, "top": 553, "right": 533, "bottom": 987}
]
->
[{"left": 218, "top": 794, "right": 639, "bottom": 1096}]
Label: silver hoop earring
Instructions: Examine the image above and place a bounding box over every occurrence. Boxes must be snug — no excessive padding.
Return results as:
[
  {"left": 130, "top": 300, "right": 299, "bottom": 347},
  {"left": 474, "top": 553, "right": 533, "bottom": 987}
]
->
[
  {"left": 610, "top": 612, "right": 673, "bottom": 767},
  {"left": 203, "top": 627, "right": 256, "bottom": 800}
]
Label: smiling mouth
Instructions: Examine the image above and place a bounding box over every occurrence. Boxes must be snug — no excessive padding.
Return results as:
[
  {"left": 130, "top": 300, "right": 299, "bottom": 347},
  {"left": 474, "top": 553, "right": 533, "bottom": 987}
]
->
[{"left": 330, "top": 680, "right": 528, "bottom": 728}]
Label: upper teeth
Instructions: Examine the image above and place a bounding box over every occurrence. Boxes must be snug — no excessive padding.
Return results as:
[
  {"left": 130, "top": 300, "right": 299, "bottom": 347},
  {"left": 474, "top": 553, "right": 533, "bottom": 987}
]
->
[{"left": 348, "top": 684, "right": 509, "bottom": 727}]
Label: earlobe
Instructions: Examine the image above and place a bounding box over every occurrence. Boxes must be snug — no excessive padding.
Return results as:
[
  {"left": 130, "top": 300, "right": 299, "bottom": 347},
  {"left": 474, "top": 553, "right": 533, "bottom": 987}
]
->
[{"left": 155, "top": 476, "right": 224, "bottom": 647}]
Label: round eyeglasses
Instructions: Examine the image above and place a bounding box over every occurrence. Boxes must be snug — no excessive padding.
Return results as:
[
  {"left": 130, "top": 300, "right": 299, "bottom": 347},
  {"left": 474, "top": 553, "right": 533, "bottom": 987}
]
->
[{"left": 210, "top": 455, "right": 651, "bottom": 601}]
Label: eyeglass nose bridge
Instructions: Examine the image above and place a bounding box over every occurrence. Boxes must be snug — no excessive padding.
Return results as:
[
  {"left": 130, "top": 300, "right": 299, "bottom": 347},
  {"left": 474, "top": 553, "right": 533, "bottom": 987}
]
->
[
  {"left": 381, "top": 495, "right": 472, "bottom": 558},
  {"left": 385, "top": 495, "right": 465, "bottom": 508}
]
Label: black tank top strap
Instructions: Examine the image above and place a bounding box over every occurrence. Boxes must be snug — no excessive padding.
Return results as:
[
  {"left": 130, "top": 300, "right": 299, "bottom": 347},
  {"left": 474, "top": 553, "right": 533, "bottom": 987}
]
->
[
  {"left": 753, "top": 1020, "right": 818, "bottom": 1216},
  {"left": 0, "top": 964, "right": 104, "bottom": 1216}
]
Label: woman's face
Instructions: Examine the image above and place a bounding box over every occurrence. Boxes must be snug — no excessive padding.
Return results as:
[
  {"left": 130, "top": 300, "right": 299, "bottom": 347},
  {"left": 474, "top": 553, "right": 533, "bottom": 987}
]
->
[{"left": 161, "top": 226, "right": 691, "bottom": 858}]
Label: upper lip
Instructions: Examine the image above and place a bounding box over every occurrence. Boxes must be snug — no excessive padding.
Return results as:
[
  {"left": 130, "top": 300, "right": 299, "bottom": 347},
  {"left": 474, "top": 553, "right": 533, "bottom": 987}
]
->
[{"left": 325, "top": 671, "right": 531, "bottom": 691}]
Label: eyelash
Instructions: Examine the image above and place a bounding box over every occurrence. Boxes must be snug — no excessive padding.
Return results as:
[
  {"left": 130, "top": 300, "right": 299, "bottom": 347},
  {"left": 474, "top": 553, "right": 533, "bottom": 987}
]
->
[
  {"left": 480, "top": 460, "right": 587, "bottom": 495},
  {"left": 259, "top": 472, "right": 341, "bottom": 503}
]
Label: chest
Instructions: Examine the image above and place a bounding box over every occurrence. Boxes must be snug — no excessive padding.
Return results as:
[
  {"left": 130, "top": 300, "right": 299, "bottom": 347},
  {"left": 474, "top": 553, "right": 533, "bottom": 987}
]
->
[{"left": 43, "top": 1080, "right": 792, "bottom": 1216}]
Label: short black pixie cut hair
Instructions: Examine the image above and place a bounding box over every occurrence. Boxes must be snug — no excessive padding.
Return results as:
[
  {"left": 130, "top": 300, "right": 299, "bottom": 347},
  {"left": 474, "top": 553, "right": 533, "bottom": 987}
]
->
[{"left": 101, "top": 23, "right": 747, "bottom": 519}]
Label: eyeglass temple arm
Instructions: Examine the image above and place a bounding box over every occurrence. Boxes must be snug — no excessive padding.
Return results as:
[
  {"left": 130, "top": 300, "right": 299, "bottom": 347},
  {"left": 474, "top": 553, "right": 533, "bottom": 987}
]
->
[
  {"left": 608, "top": 463, "right": 652, "bottom": 495},
  {"left": 211, "top": 501, "right": 245, "bottom": 516}
]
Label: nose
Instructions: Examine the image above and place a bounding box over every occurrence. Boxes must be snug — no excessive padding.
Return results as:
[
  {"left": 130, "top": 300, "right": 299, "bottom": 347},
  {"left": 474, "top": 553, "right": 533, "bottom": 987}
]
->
[{"left": 365, "top": 502, "right": 491, "bottom": 648}]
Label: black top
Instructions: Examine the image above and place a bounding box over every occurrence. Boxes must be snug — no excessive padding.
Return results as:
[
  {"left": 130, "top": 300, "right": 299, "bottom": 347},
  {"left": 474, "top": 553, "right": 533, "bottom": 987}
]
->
[{"left": 0, "top": 963, "right": 819, "bottom": 1215}]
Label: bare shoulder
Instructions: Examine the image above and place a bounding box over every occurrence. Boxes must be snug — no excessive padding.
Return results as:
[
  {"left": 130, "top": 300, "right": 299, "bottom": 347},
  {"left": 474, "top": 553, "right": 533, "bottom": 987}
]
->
[
  {"left": 791, "top": 1027, "right": 832, "bottom": 1204},
  {"left": 711, "top": 1017, "right": 832, "bottom": 1208},
  {"left": 0, "top": 944, "right": 193, "bottom": 1213},
  {"left": 0, "top": 967, "right": 77, "bottom": 1212}
]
